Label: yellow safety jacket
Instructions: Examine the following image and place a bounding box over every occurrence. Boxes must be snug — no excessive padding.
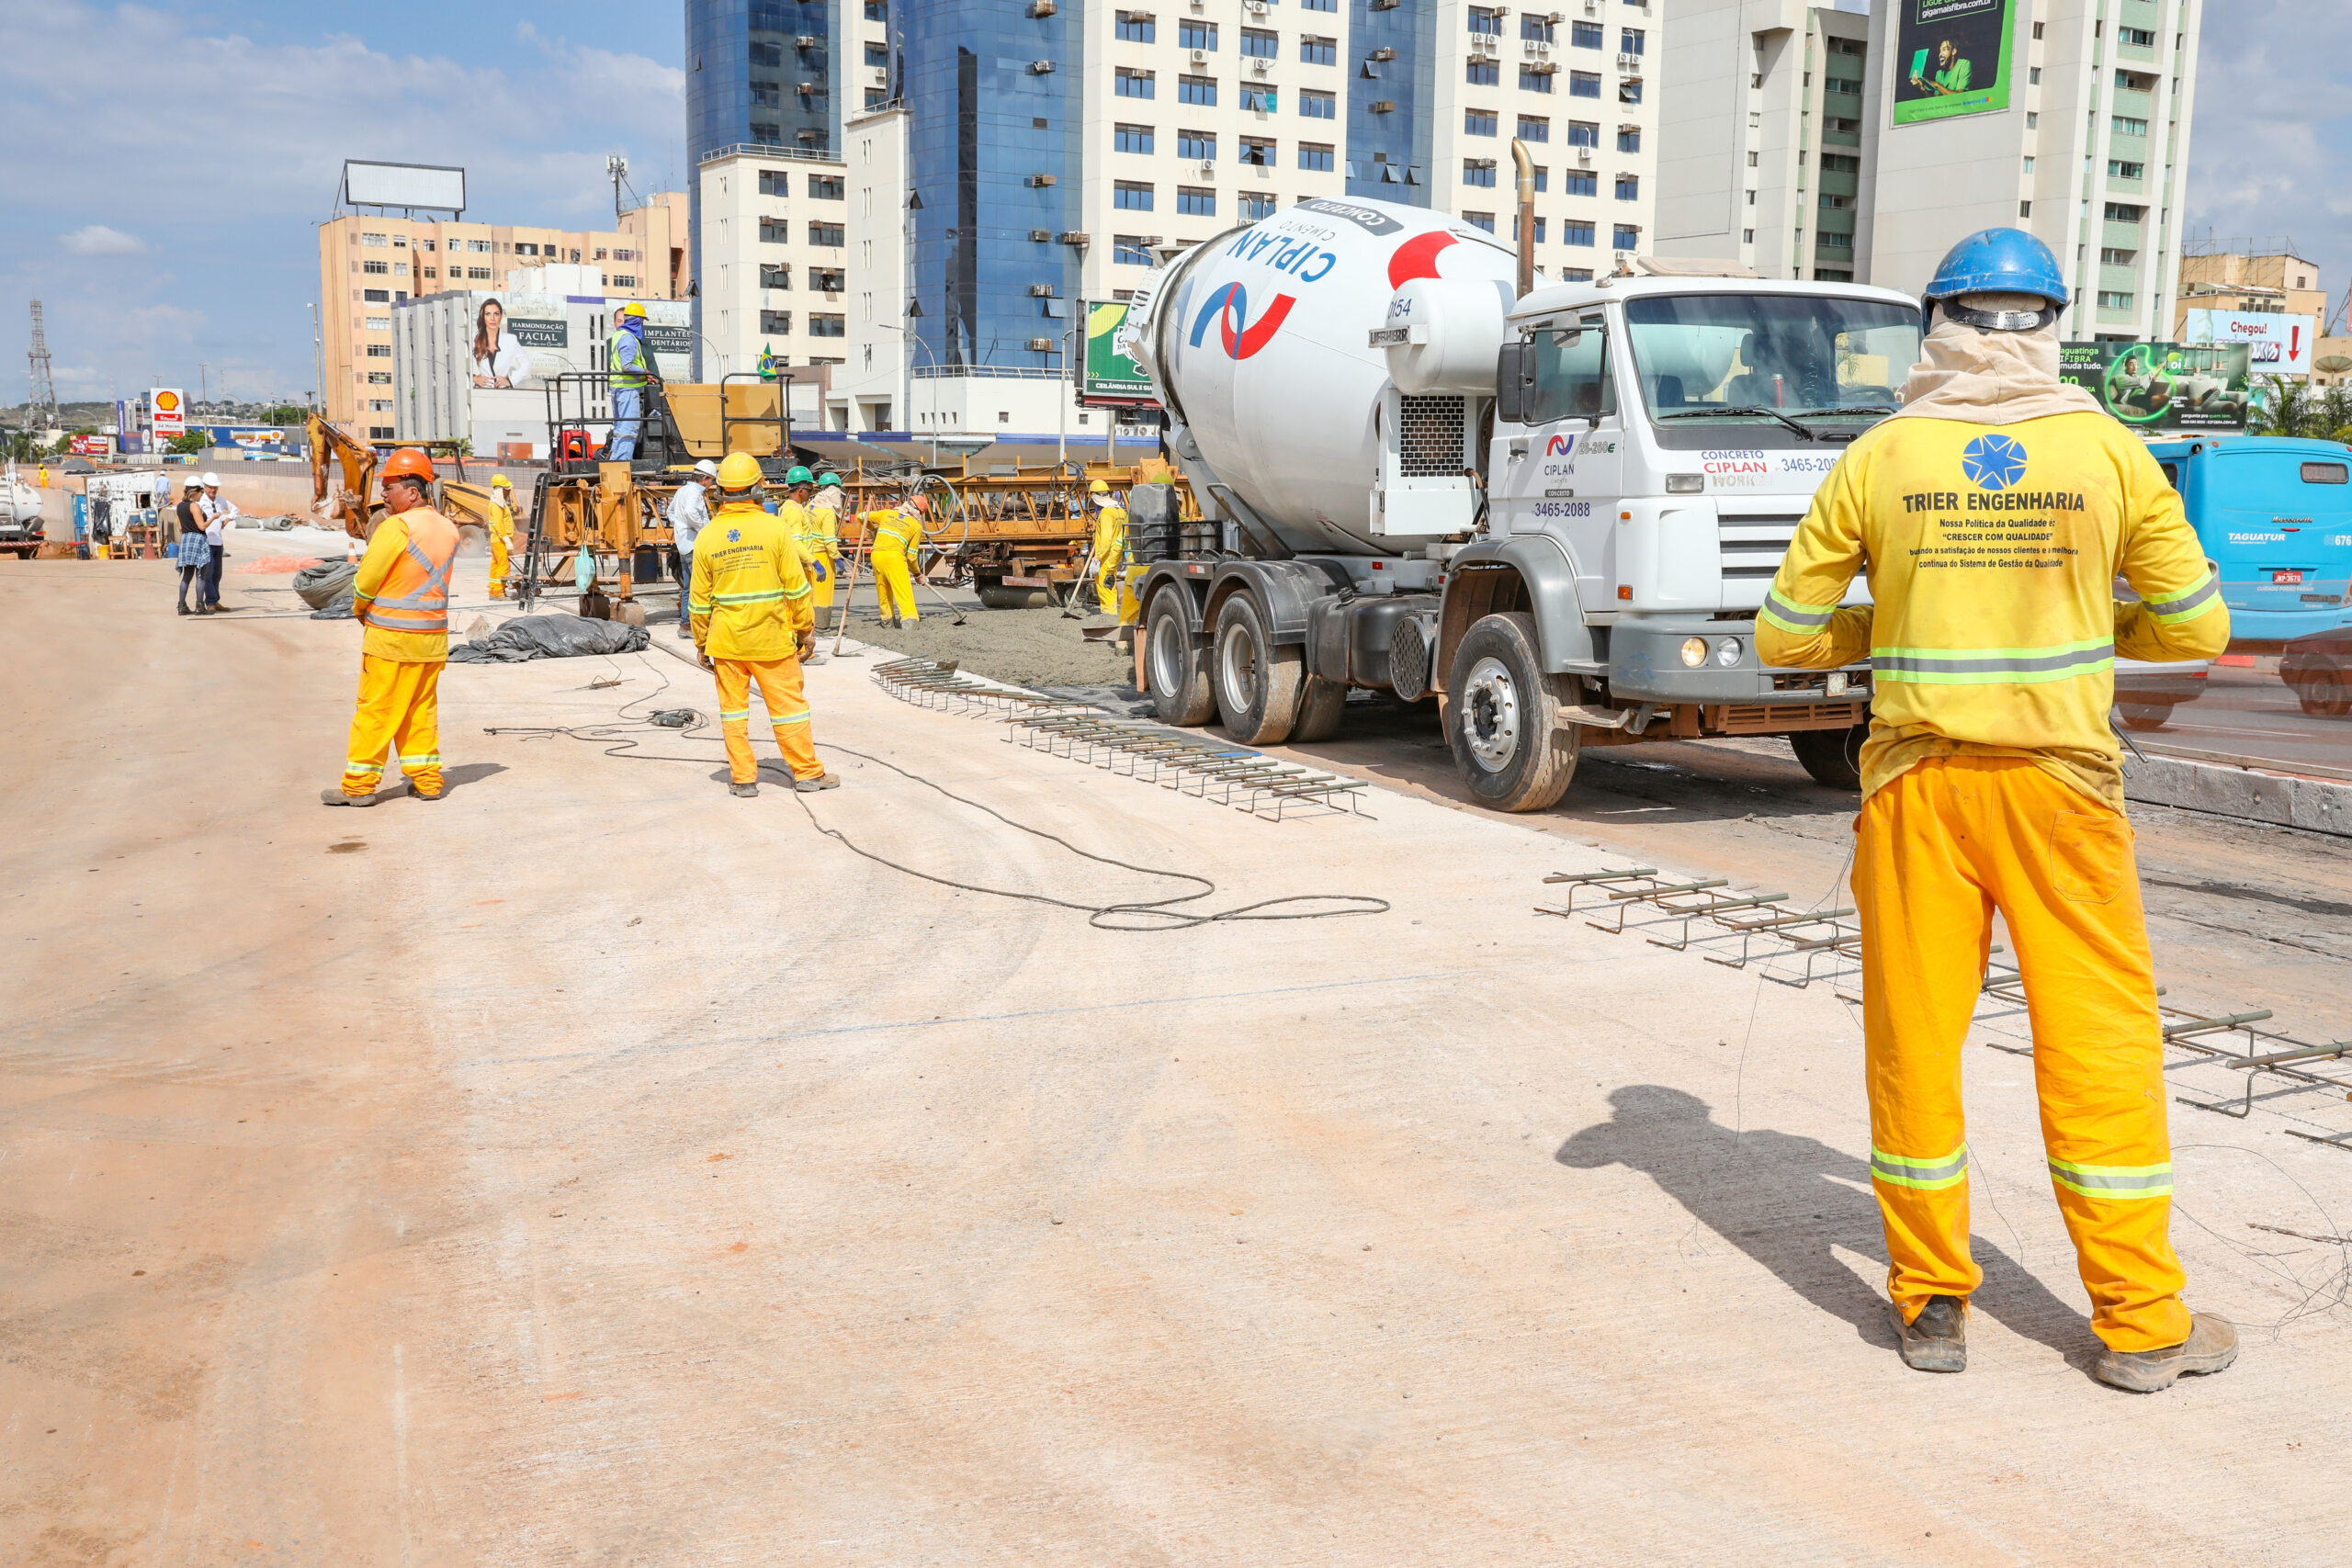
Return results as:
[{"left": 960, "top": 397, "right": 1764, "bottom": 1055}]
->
[
  {"left": 861, "top": 508, "right": 923, "bottom": 568},
  {"left": 802, "top": 501, "right": 841, "bottom": 571},
  {"left": 689, "top": 500, "right": 815, "bottom": 660},
  {"left": 1092, "top": 502, "right": 1128, "bottom": 566},
  {"left": 486, "top": 500, "right": 514, "bottom": 539},
  {"left": 1756, "top": 411, "right": 2228, "bottom": 808},
  {"left": 776, "top": 498, "right": 836, "bottom": 581},
  {"left": 352, "top": 506, "right": 460, "bottom": 662}
]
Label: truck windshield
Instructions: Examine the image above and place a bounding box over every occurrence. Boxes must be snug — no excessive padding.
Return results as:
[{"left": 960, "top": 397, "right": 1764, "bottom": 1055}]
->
[{"left": 1623, "top": 294, "right": 1922, "bottom": 449}]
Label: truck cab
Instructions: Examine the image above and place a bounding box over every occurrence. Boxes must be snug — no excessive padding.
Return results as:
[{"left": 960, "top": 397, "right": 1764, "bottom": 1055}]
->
[{"left": 2143, "top": 434, "right": 2352, "bottom": 651}]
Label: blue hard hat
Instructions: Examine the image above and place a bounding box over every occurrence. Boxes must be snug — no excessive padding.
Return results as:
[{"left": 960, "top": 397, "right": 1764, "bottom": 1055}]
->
[{"left": 1922, "top": 228, "right": 2068, "bottom": 330}]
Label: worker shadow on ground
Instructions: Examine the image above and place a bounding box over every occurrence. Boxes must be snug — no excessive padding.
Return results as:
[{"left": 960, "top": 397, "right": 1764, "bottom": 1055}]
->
[
  {"left": 1557, "top": 1085, "right": 2093, "bottom": 1365},
  {"left": 432, "top": 762, "right": 508, "bottom": 795}
]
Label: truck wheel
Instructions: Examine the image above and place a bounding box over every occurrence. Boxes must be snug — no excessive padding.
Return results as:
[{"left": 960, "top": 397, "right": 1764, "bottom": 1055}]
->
[
  {"left": 1444, "top": 612, "right": 1578, "bottom": 812},
  {"left": 2116, "top": 701, "right": 2175, "bottom": 732},
  {"left": 1146, "top": 586, "right": 1216, "bottom": 726},
  {"left": 2296, "top": 668, "right": 2350, "bottom": 716},
  {"left": 1289, "top": 675, "right": 1347, "bottom": 743},
  {"left": 1214, "top": 593, "right": 1303, "bottom": 745},
  {"left": 976, "top": 580, "right": 1046, "bottom": 610},
  {"left": 1790, "top": 723, "right": 1869, "bottom": 790}
]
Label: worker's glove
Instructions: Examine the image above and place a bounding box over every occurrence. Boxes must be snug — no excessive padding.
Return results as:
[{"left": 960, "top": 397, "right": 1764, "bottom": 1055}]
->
[
  {"left": 797, "top": 634, "right": 818, "bottom": 662},
  {"left": 697, "top": 649, "right": 715, "bottom": 671}
]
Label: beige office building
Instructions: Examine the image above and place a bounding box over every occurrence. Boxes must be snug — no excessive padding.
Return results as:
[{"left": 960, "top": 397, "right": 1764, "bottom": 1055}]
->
[{"left": 317, "top": 195, "right": 690, "bottom": 436}]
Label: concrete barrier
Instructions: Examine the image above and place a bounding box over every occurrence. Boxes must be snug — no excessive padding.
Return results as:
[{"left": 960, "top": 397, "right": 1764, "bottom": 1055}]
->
[{"left": 2124, "top": 752, "right": 2352, "bottom": 838}]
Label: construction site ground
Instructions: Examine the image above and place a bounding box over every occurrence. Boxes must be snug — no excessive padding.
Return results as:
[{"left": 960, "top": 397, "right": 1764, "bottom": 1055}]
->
[{"left": 7, "top": 556, "right": 2352, "bottom": 1564}]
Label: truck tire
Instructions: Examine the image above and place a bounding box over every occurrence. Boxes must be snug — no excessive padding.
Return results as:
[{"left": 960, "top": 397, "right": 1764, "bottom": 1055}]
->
[
  {"left": 976, "top": 578, "right": 1047, "bottom": 610},
  {"left": 1444, "top": 612, "right": 1579, "bottom": 812},
  {"left": 1214, "top": 592, "right": 1304, "bottom": 745},
  {"left": 2116, "top": 700, "right": 2175, "bottom": 731},
  {"left": 2296, "top": 668, "right": 2349, "bottom": 716},
  {"left": 1790, "top": 722, "right": 1868, "bottom": 790},
  {"left": 1147, "top": 585, "right": 1216, "bottom": 726},
  {"left": 1290, "top": 675, "right": 1347, "bottom": 743}
]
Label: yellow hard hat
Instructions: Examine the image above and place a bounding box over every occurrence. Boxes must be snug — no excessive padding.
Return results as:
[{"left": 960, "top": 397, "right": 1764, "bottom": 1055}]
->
[
  {"left": 619, "top": 301, "right": 648, "bottom": 319},
  {"left": 715, "top": 451, "right": 764, "bottom": 491},
  {"left": 492, "top": 473, "right": 512, "bottom": 489},
  {"left": 1090, "top": 479, "right": 1110, "bottom": 493}
]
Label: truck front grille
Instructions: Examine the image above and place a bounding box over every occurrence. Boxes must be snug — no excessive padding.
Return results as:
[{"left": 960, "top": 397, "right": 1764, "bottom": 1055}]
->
[
  {"left": 1396, "top": 395, "right": 1466, "bottom": 477},
  {"left": 1717, "top": 511, "right": 1804, "bottom": 581}
]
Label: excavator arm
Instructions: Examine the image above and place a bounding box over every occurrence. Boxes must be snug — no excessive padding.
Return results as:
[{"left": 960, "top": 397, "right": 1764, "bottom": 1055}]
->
[{"left": 307, "top": 413, "right": 379, "bottom": 539}]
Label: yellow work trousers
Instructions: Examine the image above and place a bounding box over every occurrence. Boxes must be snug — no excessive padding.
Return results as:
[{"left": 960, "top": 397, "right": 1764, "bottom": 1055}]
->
[
  {"left": 714, "top": 657, "right": 822, "bottom": 784},
  {"left": 808, "top": 551, "right": 837, "bottom": 611},
  {"left": 1856, "top": 755, "right": 2188, "bottom": 1353},
  {"left": 871, "top": 543, "right": 919, "bottom": 623},
  {"left": 1094, "top": 547, "right": 1123, "bottom": 615},
  {"left": 343, "top": 655, "right": 444, "bottom": 798},
  {"left": 488, "top": 531, "right": 510, "bottom": 598}
]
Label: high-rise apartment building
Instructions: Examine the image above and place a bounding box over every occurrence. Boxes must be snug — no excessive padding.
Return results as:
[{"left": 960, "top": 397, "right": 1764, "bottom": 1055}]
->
[
  {"left": 692, "top": 0, "right": 1661, "bottom": 435},
  {"left": 1657, "top": 0, "right": 2200, "bottom": 344},
  {"left": 317, "top": 197, "right": 689, "bottom": 435}
]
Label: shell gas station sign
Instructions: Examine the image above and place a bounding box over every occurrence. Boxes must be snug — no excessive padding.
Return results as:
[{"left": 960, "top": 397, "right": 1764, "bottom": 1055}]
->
[{"left": 150, "top": 388, "right": 187, "bottom": 439}]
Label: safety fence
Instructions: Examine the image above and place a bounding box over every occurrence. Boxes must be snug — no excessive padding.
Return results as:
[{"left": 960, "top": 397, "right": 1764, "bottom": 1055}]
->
[
  {"left": 1539, "top": 866, "right": 2352, "bottom": 1144},
  {"left": 869, "top": 656, "right": 1369, "bottom": 821}
]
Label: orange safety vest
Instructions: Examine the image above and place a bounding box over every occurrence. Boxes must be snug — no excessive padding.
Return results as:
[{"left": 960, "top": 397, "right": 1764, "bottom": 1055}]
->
[{"left": 360, "top": 510, "right": 460, "bottom": 635}]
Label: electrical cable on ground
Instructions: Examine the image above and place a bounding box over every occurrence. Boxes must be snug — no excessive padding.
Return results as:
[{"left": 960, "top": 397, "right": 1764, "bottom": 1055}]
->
[{"left": 487, "top": 658, "right": 1390, "bottom": 932}]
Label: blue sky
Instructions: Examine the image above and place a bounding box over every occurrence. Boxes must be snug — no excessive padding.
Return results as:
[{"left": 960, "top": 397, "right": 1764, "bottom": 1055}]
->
[{"left": 0, "top": 1, "right": 2344, "bottom": 410}]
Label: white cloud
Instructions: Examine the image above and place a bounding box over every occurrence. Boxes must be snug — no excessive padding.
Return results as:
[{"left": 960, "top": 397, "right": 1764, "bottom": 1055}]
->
[{"left": 59, "top": 224, "right": 142, "bottom": 255}]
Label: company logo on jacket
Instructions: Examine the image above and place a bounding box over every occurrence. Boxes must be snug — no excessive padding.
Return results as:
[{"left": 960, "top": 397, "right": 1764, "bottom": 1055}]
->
[{"left": 1961, "top": 434, "right": 2028, "bottom": 491}]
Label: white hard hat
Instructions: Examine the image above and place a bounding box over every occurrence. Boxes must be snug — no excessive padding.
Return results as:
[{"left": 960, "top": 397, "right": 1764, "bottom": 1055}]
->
[
  {"left": 694, "top": 459, "right": 720, "bottom": 479},
  {"left": 201, "top": 471, "right": 221, "bottom": 486}
]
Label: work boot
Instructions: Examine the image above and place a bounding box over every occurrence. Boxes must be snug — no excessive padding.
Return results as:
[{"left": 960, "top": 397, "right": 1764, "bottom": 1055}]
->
[
  {"left": 2093, "top": 1313, "right": 2238, "bottom": 1393},
  {"left": 803, "top": 652, "right": 827, "bottom": 666},
  {"left": 410, "top": 783, "right": 444, "bottom": 802},
  {"left": 321, "top": 786, "right": 377, "bottom": 808},
  {"left": 177, "top": 604, "right": 190, "bottom": 615},
  {"left": 792, "top": 773, "right": 842, "bottom": 793},
  {"left": 1890, "top": 1294, "right": 1967, "bottom": 1373},
  {"left": 729, "top": 781, "right": 759, "bottom": 798}
]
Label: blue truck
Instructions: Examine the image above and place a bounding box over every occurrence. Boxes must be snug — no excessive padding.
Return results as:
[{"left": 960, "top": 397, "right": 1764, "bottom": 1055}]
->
[{"left": 2147, "top": 435, "right": 2352, "bottom": 652}]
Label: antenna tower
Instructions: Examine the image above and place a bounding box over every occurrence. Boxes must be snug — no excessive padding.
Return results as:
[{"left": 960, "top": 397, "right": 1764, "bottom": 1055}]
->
[
  {"left": 26, "top": 300, "right": 58, "bottom": 426},
  {"left": 607, "top": 154, "right": 630, "bottom": 221}
]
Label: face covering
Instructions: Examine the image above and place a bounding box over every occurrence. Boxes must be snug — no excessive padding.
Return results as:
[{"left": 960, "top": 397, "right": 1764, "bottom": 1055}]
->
[{"left": 1889, "top": 308, "right": 2106, "bottom": 426}]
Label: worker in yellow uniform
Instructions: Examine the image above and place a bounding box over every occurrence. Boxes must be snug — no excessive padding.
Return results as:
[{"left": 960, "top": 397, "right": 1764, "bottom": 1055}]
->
[
  {"left": 774, "top": 466, "right": 835, "bottom": 662},
  {"left": 1756, "top": 230, "right": 2234, "bottom": 1393},
  {"left": 858, "top": 492, "right": 928, "bottom": 627},
  {"left": 325, "top": 448, "right": 460, "bottom": 807},
  {"left": 690, "top": 453, "right": 839, "bottom": 797},
  {"left": 808, "top": 470, "right": 847, "bottom": 630},
  {"left": 1087, "top": 479, "right": 1128, "bottom": 615},
  {"left": 486, "top": 473, "right": 516, "bottom": 598}
]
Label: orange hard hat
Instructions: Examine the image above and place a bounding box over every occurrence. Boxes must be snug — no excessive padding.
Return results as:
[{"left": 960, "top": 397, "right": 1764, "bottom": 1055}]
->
[
  {"left": 907, "top": 493, "right": 931, "bottom": 515},
  {"left": 379, "top": 447, "right": 435, "bottom": 486}
]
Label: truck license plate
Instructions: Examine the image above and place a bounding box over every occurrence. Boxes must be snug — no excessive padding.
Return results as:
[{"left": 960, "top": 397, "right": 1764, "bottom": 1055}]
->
[{"left": 2273, "top": 570, "right": 2304, "bottom": 584}]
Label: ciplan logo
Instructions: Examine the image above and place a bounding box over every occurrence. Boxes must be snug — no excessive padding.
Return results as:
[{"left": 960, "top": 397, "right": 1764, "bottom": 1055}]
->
[
  {"left": 1189, "top": 280, "right": 1295, "bottom": 360},
  {"left": 1544, "top": 433, "right": 1577, "bottom": 457}
]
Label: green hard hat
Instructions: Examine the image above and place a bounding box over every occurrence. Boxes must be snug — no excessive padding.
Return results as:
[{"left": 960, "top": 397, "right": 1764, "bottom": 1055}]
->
[
  {"left": 785, "top": 465, "right": 815, "bottom": 486},
  {"left": 816, "top": 471, "right": 842, "bottom": 488}
]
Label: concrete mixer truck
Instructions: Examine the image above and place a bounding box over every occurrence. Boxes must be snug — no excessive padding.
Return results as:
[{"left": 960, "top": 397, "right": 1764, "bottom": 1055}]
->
[{"left": 1119, "top": 195, "right": 1924, "bottom": 811}]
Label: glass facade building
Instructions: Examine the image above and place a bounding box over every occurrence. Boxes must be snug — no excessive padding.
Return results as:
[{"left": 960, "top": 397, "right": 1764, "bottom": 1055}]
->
[{"left": 1346, "top": 0, "right": 1433, "bottom": 202}]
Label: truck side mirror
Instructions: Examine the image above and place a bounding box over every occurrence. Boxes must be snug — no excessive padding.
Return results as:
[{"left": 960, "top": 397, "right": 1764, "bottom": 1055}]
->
[{"left": 1495, "top": 341, "right": 1530, "bottom": 424}]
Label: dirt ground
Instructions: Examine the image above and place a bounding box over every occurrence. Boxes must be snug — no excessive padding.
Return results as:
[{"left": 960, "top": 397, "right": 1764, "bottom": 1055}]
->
[
  {"left": 827, "top": 595, "right": 1135, "bottom": 690},
  {"left": 7, "top": 556, "right": 2352, "bottom": 1565}
]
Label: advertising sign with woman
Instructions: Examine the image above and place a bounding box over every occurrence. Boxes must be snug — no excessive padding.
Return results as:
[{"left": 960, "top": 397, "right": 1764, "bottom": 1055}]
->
[{"left": 470, "top": 298, "right": 533, "bottom": 389}]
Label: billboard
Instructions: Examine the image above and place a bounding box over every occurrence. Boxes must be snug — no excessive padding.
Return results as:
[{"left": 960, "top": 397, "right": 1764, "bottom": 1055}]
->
[
  {"left": 2182, "top": 310, "right": 2317, "bottom": 378},
  {"left": 1892, "top": 0, "right": 2016, "bottom": 126},
  {"left": 68, "top": 434, "right": 114, "bottom": 457},
  {"left": 2060, "top": 341, "right": 2252, "bottom": 431},
  {"left": 150, "top": 388, "right": 186, "bottom": 438},
  {"left": 344, "top": 160, "right": 466, "bottom": 214},
  {"left": 1080, "top": 301, "right": 1156, "bottom": 404}
]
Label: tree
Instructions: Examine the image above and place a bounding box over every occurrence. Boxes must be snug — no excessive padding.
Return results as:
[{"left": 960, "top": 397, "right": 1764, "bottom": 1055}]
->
[
  {"left": 263, "top": 404, "right": 308, "bottom": 426},
  {"left": 165, "top": 432, "right": 209, "bottom": 456}
]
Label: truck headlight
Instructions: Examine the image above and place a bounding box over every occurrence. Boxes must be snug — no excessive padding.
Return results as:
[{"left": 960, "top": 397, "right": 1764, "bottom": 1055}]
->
[
  {"left": 1715, "top": 637, "right": 1742, "bottom": 667},
  {"left": 1665, "top": 473, "right": 1703, "bottom": 494},
  {"left": 1680, "top": 636, "right": 1709, "bottom": 668}
]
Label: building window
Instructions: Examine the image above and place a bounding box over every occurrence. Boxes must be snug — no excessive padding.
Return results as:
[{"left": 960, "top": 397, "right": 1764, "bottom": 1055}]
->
[
  {"left": 1117, "top": 66, "right": 1156, "bottom": 97},
  {"left": 367, "top": 371, "right": 391, "bottom": 385},
  {"left": 1180, "top": 74, "right": 1216, "bottom": 105},
  {"left": 2104, "top": 202, "right": 2146, "bottom": 223},
  {"left": 2120, "top": 25, "right": 2155, "bottom": 47},
  {"left": 761, "top": 264, "right": 793, "bottom": 289},
  {"left": 1518, "top": 215, "right": 1547, "bottom": 243},
  {"left": 759, "top": 218, "right": 792, "bottom": 243},
  {"left": 1521, "top": 65, "right": 1554, "bottom": 92},
  {"left": 1825, "top": 77, "right": 1860, "bottom": 96},
  {"left": 365, "top": 317, "right": 391, "bottom": 330},
  {"left": 752, "top": 83, "right": 781, "bottom": 107},
  {"left": 1562, "top": 169, "right": 1598, "bottom": 197},
  {"left": 2098, "top": 291, "right": 2135, "bottom": 310},
  {"left": 750, "top": 39, "right": 782, "bottom": 65},
  {"left": 467, "top": 266, "right": 492, "bottom": 280},
  {"left": 1239, "top": 136, "right": 1275, "bottom": 166},
  {"left": 1571, "top": 19, "right": 1602, "bottom": 47},
  {"left": 1298, "top": 141, "right": 1335, "bottom": 171},
  {"left": 808, "top": 175, "right": 845, "bottom": 199},
  {"left": 1464, "top": 108, "right": 1498, "bottom": 136},
  {"left": 1301, "top": 0, "right": 1335, "bottom": 11},
  {"left": 368, "top": 400, "right": 393, "bottom": 412},
  {"left": 1521, "top": 14, "right": 1553, "bottom": 41},
  {"left": 1620, "top": 27, "right": 1645, "bottom": 52},
  {"left": 1300, "top": 88, "right": 1336, "bottom": 118},
  {"left": 1518, "top": 115, "right": 1549, "bottom": 142},
  {"left": 1467, "top": 59, "right": 1498, "bottom": 85},
  {"left": 1242, "top": 191, "right": 1278, "bottom": 220},
  {"left": 1463, "top": 158, "right": 1497, "bottom": 188},
  {"left": 1560, "top": 268, "right": 1593, "bottom": 284},
  {"left": 809, "top": 314, "right": 846, "bottom": 338},
  {"left": 809, "top": 222, "right": 845, "bottom": 246},
  {"left": 1242, "top": 28, "right": 1278, "bottom": 57},
  {"left": 1613, "top": 224, "right": 1641, "bottom": 250},
  {"left": 1531, "top": 164, "right": 1548, "bottom": 191},
  {"left": 865, "top": 41, "right": 890, "bottom": 67},
  {"left": 1178, "top": 186, "right": 1216, "bottom": 216},
  {"left": 614, "top": 248, "right": 635, "bottom": 262},
  {"left": 470, "top": 239, "right": 493, "bottom": 254},
  {"left": 2018, "top": 200, "right": 2032, "bottom": 218},
  {"left": 363, "top": 260, "right": 389, "bottom": 276},
  {"left": 1115, "top": 180, "right": 1156, "bottom": 210},
  {"left": 761, "top": 310, "right": 794, "bottom": 333},
  {"left": 1463, "top": 211, "right": 1496, "bottom": 233},
  {"left": 363, "top": 288, "right": 390, "bottom": 302},
  {"left": 421, "top": 268, "right": 436, "bottom": 280},
  {"left": 752, "top": 122, "right": 781, "bottom": 144},
  {"left": 2100, "top": 247, "right": 2137, "bottom": 266},
  {"left": 1822, "top": 152, "right": 1860, "bottom": 174},
  {"left": 1300, "top": 34, "right": 1336, "bottom": 64},
  {"left": 1180, "top": 18, "right": 1217, "bottom": 50},
  {"left": 810, "top": 267, "right": 845, "bottom": 291},
  {"left": 1240, "top": 86, "right": 1275, "bottom": 111},
  {"left": 1116, "top": 122, "right": 1155, "bottom": 154},
  {"left": 1616, "top": 126, "right": 1641, "bottom": 152},
  {"left": 2114, "top": 116, "right": 2149, "bottom": 137},
  {"left": 365, "top": 344, "right": 391, "bottom": 358},
  {"left": 1116, "top": 9, "right": 1154, "bottom": 41},
  {"left": 1115, "top": 234, "right": 1153, "bottom": 265},
  {"left": 2108, "top": 160, "right": 2145, "bottom": 180},
  {"left": 865, "top": 87, "right": 888, "bottom": 108},
  {"left": 360, "top": 231, "right": 388, "bottom": 246},
  {"left": 1742, "top": 228, "right": 1755, "bottom": 244},
  {"left": 1563, "top": 220, "right": 1595, "bottom": 247},
  {"left": 1615, "top": 174, "right": 1639, "bottom": 200},
  {"left": 1566, "top": 119, "right": 1599, "bottom": 147},
  {"left": 1570, "top": 71, "right": 1600, "bottom": 97},
  {"left": 1178, "top": 130, "right": 1216, "bottom": 160},
  {"left": 1619, "top": 77, "right": 1642, "bottom": 103},
  {"left": 1468, "top": 6, "right": 1500, "bottom": 33}
]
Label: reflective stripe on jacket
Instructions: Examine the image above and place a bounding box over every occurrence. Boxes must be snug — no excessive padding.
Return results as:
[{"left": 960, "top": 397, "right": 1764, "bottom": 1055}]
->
[
  {"left": 688, "top": 501, "right": 815, "bottom": 660},
  {"left": 608, "top": 326, "right": 650, "bottom": 389},
  {"left": 353, "top": 507, "right": 461, "bottom": 661}
]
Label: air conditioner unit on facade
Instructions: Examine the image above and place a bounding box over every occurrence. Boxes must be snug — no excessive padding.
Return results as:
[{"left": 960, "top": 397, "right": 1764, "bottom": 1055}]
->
[
  {"left": 1577, "top": 146, "right": 1593, "bottom": 164},
  {"left": 1030, "top": 283, "right": 1057, "bottom": 296},
  {"left": 1030, "top": 228, "right": 1053, "bottom": 241},
  {"left": 1191, "top": 48, "right": 1207, "bottom": 62},
  {"left": 1618, "top": 51, "right": 1638, "bottom": 67},
  {"left": 1028, "top": 0, "right": 1057, "bottom": 14},
  {"left": 1059, "top": 231, "right": 1091, "bottom": 245},
  {"left": 795, "top": 34, "right": 820, "bottom": 47},
  {"left": 1250, "top": 58, "right": 1270, "bottom": 73},
  {"left": 1029, "top": 59, "right": 1057, "bottom": 73},
  {"left": 1027, "top": 173, "right": 1057, "bottom": 186},
  {"left": 1027, "top": 337, "right": 1054, "bottom": 351},
  {"left": 1200, "top": 161, "right": 1216, "bottom": 175}
]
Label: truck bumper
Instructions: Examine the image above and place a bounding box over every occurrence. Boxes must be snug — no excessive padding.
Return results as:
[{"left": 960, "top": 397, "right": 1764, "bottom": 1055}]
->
[{"left": 1609, "top": 616, "right": 1871, "bottom": 704}]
